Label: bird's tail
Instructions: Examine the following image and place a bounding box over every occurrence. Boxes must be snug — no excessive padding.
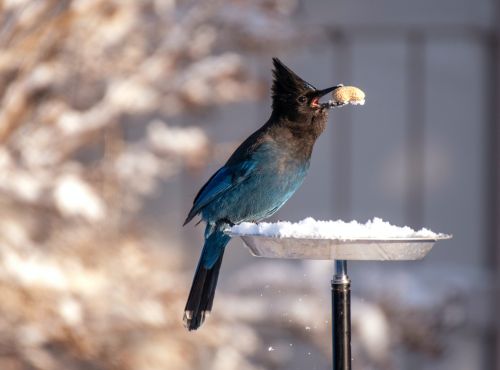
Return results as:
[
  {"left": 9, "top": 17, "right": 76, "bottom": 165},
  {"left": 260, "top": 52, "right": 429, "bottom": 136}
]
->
[{"left": 184, "top": 227, "right": 230, "bottom": 331}]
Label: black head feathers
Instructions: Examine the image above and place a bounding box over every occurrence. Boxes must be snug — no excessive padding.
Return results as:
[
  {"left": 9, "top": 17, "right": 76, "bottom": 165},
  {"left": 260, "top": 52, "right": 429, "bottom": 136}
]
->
[{"left": 271, "top": 58, "right": 317, "bottom": 110}]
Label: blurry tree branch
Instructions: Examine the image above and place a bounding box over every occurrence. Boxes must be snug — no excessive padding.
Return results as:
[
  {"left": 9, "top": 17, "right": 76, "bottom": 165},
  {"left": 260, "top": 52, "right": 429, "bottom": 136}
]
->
[
  {"left": 0, "top": 1, "right": 310, "bottom": 369},
  {"left": 0, "top": 0, "right": 303, "bottom": 222}
]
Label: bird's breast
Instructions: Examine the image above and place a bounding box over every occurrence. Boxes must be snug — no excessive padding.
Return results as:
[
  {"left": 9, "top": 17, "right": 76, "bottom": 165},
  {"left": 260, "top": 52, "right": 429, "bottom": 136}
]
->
[{"left": 274, "top": 154, "right": 309, "bottom": 177}]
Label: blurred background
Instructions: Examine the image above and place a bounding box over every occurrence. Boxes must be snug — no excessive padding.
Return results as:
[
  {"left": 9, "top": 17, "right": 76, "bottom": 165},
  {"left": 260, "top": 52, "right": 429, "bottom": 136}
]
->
[{"left": 0, "top": 0, "right": 498, "bottom": 369}]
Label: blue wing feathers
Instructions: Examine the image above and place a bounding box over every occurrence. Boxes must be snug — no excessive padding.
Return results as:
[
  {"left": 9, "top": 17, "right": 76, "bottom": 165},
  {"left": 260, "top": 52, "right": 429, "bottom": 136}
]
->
[
  {"left": 184, "top": 139, "right": 308, "bottom": 226},
  {"left": 183, "top": 160, "right": 256, "bottom": 225}
]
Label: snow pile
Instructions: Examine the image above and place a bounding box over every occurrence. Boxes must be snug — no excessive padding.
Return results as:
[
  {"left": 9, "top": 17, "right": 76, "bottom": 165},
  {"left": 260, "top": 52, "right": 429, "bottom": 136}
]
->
[{"left": 230, "top": 217, "right": 446, "bottom": 239}]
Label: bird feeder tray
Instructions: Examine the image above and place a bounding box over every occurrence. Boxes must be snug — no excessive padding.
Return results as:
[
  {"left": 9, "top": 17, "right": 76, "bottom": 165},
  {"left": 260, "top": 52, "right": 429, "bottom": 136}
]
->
[
  {"left": 228, "top": 233, "right": 452, "bottom": 261},
  {"left": 229, "top": 227, "right": 451, "bottom": 370}
]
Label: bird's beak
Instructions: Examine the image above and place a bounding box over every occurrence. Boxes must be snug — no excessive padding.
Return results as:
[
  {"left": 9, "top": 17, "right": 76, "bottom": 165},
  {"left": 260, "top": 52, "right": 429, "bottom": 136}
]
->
[
  {"left": 311, "top": 84, "right": 343, "bottom": 109},
  {"left": 316, "top": 84, "right": 343, "bottom": 98}
]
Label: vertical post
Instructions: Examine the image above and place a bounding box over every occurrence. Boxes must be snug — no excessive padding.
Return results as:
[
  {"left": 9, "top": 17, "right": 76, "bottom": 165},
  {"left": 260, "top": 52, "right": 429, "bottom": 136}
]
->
[
  {"left": 330, "top": 30, "right": 352, "bottom": 221},
  {"left": 332, "top": 260, "right": 351, "bottom": 370},
  {"left": 488, "top": 19, "right": 500, "bottom": 370},
  {"left": 405, "top": 31, "right": 426, "bottom": 229}
]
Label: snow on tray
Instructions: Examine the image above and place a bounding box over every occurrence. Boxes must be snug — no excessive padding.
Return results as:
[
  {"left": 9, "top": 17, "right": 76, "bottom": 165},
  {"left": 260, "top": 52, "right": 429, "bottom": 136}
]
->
[{"left": 230, "top": 217, "right": 446, "bottom": 240}]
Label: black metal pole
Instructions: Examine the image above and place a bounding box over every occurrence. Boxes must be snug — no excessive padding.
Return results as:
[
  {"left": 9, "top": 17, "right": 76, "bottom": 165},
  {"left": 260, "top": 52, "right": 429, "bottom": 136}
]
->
[{"left": 332, "top": 260, "right": 351, "bottom": 370}]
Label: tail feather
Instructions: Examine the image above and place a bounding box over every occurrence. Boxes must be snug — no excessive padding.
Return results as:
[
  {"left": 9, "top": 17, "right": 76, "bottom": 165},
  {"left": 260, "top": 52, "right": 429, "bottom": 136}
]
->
[
  {"left": 184, "top": 226, "right": 230, "bottom": 331},
  {"left": 183, "top": 250, "right": 225, "bottom": 330}
]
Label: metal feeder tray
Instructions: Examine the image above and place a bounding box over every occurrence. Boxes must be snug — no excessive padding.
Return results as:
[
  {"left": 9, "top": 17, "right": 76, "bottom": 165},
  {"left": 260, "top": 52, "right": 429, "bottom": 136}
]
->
[{"left": 229, "top": 229, "right": 452, "bottom": 370}]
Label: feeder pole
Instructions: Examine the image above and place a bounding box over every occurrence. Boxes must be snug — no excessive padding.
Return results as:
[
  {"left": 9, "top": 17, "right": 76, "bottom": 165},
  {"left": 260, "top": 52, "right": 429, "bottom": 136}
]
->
[{"left": 332, "top": 259, "right": 351, "bottom": 370}]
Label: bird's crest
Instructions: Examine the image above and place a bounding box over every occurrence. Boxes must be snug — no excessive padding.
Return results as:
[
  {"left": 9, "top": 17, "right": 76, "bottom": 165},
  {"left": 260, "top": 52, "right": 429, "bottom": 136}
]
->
[{"left": 271, "top": 58, "right": 316, "bottom": 106}]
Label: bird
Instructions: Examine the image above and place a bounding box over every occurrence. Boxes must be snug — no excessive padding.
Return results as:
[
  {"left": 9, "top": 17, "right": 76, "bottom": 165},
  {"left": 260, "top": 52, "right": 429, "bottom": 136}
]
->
[{"left": 183, "top": 58, "right": 342, "bottom": 330}]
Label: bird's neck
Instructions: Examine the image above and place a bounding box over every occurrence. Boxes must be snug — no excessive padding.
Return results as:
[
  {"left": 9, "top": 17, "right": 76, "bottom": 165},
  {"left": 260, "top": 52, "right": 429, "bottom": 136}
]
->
[
  {"left": 265, "top": 111, "right": 328, "bottom": 161},
  {"left": 270, "top": 110, "right": 328, "bottom": 139}
]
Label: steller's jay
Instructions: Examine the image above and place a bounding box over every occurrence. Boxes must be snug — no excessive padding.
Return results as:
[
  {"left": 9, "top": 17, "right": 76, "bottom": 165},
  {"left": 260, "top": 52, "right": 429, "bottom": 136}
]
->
[{"left": 183, "top": 58, "right": 343, "bottom": 330}]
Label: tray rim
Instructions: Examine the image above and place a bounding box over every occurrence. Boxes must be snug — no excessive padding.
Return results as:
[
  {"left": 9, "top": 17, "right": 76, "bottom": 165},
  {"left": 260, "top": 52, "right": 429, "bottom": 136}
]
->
[{"left": 228, "top": 233, "right": 453, "bottom": 243}]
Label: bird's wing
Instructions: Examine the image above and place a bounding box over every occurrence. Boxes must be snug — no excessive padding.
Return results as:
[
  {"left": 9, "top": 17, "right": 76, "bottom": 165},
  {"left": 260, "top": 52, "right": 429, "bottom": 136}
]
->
[{"left": 183, "top": 160, "right": 256, "bottom": 225}]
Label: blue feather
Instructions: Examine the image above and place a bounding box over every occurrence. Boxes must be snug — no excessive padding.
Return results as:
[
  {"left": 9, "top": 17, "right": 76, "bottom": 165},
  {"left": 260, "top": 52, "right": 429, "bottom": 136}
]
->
[
  {"left": 184, "top": 160, "right": 256, "bottom": 225},
  {"left": 200, "top": 225, "right": 231, "bottom": 268}
]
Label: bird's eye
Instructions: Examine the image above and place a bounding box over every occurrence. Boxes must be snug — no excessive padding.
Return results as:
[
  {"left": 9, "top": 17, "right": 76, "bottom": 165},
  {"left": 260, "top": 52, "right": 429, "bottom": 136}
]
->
[{"left": 298, "top": 96, "right": 307, "bottom": 103}]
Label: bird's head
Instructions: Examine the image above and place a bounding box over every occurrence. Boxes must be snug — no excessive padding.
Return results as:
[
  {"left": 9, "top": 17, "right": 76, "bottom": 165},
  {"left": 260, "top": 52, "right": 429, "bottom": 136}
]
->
[{"left": 271, "top": 58, "right": 341, "bottom": 120}]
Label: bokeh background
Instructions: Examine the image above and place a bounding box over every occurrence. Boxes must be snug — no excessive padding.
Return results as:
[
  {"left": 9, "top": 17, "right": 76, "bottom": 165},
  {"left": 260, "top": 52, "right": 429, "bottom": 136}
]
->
[{"left": 0, "top": 0, "right": 498, "bottom": 369}]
